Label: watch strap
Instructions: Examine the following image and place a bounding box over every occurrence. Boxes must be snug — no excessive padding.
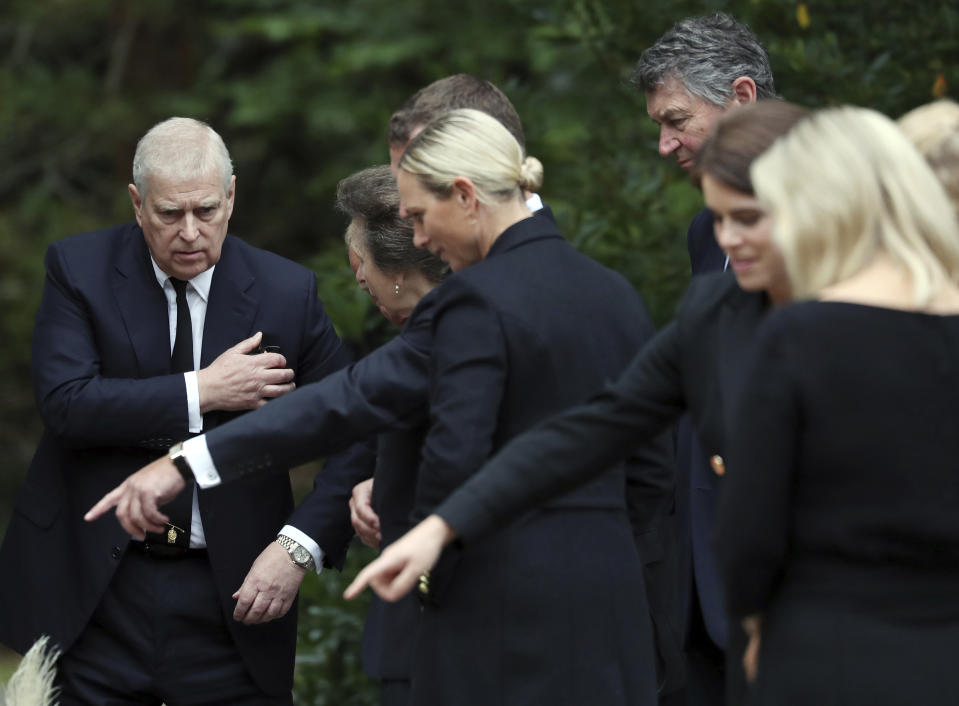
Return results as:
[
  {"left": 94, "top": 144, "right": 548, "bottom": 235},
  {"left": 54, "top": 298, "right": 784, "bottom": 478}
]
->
[{"left": 168, "top": 442, "right": 194, "bottom": 483}]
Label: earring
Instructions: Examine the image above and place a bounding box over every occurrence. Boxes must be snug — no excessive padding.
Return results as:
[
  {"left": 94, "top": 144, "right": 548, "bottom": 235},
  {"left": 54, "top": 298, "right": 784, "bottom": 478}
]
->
[{"left": 394, "top": 282, "right": 400, "bottom": 296}]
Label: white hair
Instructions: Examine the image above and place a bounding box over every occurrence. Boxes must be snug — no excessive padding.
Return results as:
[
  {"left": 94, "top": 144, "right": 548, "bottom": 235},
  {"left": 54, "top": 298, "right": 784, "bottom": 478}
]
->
[{"left": 132, "top": 117, "right": 233, "bottom": 197}]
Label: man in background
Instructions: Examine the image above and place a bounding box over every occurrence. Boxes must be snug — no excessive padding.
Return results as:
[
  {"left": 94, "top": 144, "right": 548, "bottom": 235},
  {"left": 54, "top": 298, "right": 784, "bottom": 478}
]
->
[{"left": 631, "top": 12, "right": 776, "bottom": 705}]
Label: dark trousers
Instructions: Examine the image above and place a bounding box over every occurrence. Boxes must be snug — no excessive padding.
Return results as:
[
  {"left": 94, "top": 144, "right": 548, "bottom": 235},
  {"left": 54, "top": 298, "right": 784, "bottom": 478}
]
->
[{"left": 57, "top": 548, "right": 292, "bottom": 706}]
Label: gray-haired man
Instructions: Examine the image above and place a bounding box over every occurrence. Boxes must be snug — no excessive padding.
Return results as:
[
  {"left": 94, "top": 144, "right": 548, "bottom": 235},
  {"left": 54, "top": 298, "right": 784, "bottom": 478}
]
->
[{"left": 632, "top": 12, "right": 776, "bottom": 706}]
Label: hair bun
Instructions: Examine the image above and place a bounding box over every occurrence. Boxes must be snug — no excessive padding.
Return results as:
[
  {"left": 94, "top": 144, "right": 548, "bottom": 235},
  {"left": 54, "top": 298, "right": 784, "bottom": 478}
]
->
[{"left": 519, "top": 155, "right": 544, "bottom": 192}]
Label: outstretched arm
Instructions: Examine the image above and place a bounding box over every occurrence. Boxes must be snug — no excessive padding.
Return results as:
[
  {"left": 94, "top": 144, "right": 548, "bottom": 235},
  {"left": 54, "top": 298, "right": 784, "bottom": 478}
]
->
[
  {"left": 434, "top": 318, "right": 687, "bottom": 544},
  {"left": 347, "top": 319, "right": 689, "bottom": 603},
  {"left": 85, "top": 309, "right": 433, "bottom": 533},
  {"left": 344, "top": 514, "right": 456, "bottom": 602}
]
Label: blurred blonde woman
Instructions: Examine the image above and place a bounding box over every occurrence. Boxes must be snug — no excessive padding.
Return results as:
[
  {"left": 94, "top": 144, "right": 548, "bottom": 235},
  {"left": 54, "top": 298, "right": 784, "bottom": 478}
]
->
[
  {"left": 718, "top": 106, "right": 959, "bottom": 705},
  {"left": 351, "top": 108, "right": 667, "bottom": 705},
  {"left": 899, "top": 98, "right": 959, "bottom": 217}
]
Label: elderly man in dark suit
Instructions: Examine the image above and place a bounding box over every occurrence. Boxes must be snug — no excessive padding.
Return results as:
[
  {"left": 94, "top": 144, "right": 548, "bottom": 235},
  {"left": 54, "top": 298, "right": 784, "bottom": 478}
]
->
[{"left": 0, "top": 117, "right": 370, "bottom": 704}]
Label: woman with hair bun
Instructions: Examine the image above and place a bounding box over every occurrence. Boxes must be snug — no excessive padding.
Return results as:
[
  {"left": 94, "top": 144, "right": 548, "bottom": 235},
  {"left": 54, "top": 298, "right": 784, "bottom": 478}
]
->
[{"left": 357, "top": 107, "right": 666, "bottom": 705}]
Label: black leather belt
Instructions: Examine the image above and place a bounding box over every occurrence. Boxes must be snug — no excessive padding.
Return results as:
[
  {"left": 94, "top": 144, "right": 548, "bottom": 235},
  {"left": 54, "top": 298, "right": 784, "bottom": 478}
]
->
[{"left": 129, "top": 541, "right": 207, "bottom": 559}]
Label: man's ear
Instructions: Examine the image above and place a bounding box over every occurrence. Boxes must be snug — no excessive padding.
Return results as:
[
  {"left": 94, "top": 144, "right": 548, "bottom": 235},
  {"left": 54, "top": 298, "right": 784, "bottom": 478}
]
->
[
  {"left": 730, "top": 76, "right": 758, "bottom": 106},
  {"left": 225, "top": 175, "right": 236, "bottom": 220},
  {"left": 128, "top": 184, "right": 144, "bottom": 227}
]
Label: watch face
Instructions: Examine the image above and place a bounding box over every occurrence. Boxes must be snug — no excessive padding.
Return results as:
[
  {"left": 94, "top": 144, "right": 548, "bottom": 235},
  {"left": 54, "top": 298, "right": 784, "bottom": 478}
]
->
[{"left": 292, "top": 546, "right": 310, "bottom": 564}]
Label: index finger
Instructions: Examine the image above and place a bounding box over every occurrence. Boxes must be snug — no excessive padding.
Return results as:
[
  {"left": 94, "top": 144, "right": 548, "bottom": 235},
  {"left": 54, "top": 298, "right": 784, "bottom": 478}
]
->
[
  {"left": 343, "top": 559, "right": 384, "bottom": 600},
  {"left": 84, "top": 486, "right": 123, "bottom": 522},
  {"left": 232, "top": 331, "right": 264, "bottom": 354}
]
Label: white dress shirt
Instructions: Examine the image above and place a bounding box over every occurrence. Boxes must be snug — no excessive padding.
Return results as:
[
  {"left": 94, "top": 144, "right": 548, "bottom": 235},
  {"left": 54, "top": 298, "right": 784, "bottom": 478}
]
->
[{"left": 167, "top": 263, "right": 322, "bottom": 571}]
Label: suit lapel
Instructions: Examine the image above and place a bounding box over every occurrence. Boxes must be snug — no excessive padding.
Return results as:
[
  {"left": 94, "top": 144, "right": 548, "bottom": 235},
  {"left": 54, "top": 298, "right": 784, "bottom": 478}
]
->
[
  {"left": 201, "top": 236, "right": 259, "bottom": 367},
  {"left": 112, "top": 227, "right": 172, "bottom": 378}
]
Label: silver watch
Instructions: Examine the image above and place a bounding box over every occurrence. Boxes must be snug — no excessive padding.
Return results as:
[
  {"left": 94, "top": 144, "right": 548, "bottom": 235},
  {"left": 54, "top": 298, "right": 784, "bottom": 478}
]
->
[{"left": 276, "top": 534, "right": 316, "bottom": 572}]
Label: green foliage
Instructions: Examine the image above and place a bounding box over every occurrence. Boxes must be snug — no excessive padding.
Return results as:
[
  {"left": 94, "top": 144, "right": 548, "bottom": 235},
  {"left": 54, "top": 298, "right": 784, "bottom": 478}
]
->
[{"left": 294, "top": 542, "right": 379, "bottom": 705}]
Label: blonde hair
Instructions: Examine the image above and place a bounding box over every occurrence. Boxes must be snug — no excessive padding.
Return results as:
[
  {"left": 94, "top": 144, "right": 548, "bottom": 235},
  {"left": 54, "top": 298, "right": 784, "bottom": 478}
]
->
[
  {"left": 752, "top": 105, "right": 959, "bottom": 305},
  {"left": 898, "top": 99, "right": 959, "bottom": 217},
  {"left": 399, "top": 108, "right": 543, "bottom": 205}
]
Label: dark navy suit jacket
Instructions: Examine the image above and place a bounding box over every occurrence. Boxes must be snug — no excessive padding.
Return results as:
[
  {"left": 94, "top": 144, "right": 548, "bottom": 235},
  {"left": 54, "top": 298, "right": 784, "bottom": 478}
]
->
[
  {"left": 0, "top": 223, "right": 369, "bottom": 695},
  {"left": 676, "top": 207, "right": 731, "bottom": 649}
]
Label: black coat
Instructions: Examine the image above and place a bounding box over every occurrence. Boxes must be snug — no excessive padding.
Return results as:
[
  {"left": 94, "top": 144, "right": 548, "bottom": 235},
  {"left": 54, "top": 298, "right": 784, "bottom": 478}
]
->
[
  {"left": 196, "top": 213, "right": 675, "bottom": 701},
  {"left": 409, "top": 215, "right": 668, "bottom": 706},
  {"left": 433, "top": 273, "right": 768, "bottom": 704}
]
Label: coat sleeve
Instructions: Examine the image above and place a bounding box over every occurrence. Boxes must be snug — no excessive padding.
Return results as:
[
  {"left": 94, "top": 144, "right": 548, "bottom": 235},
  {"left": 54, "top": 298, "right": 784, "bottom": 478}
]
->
[
  {"left": 204, "top": 293, "right": 433, "bottom": 481},
  {"left": 435, "top": 315, "right": 688, "bottom": 543},
  {"left": 203, "top": 287, "right": 435, "bottom": 567},
  {"left": 32, "top": 241, "right": 190, "bottom": 450},
  {"left": 717, "top": 315, "right": 798, "bottom": 619},
  {"left": 413, "top": 278, "right": 508, "bottom": 518}
]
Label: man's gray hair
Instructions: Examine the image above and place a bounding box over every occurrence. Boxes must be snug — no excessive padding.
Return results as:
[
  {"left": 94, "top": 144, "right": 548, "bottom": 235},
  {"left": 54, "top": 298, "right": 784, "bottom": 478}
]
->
[
  {"left": 632, "top": 12, "right": 775, "bottom": 106},
  {"left": 132, "top": 117, "right": 233, "bottom": 197}
]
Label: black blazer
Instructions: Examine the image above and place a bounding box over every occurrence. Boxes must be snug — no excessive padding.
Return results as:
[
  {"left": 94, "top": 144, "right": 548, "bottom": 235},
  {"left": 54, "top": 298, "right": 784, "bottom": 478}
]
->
[
  {"left": 434, "top": 271, "right": 767, "bottom": 587},
  {"left": 688, "top": 208, "right": 726, "bottom": 275},
  {"left": 0, "top": 223, "right": 367, "bottom": 695},
  {"left": 408, "top": 215, "right": 669, "bottom": 706},
  {"left": 678, "top": 205, "right": 732, "bottom": 648}
]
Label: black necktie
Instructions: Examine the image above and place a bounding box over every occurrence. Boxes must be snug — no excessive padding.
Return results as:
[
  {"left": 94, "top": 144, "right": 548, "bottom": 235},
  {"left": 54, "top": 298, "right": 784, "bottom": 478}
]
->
[
  {"left": 153, "top": 277, "right": 195, "bottom": 549},
  {"left": 170, "top": 278, "right": 194, "bottom": 375}
]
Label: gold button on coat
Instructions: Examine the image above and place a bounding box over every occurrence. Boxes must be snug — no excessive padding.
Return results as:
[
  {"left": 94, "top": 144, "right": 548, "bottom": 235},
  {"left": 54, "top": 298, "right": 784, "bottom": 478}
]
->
[{"left": 710, "top": 454, "right": 726, "bottom": 476}]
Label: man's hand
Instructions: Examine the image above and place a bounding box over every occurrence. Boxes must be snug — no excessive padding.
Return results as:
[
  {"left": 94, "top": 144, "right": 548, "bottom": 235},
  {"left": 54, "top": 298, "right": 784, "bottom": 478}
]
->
[
  {"left": 197, "top": 332, "right": 295, "bottom": 413},
  {"left": 84, "top": 456, "right": 186, "bottom": 537},
  {"left": 349, "top": 478, "right": 381, "bottom": 548},
  {"left": 344, "top": 514, "right": 456, "bottom": 603},
  {"left": 232, "top": 542, "right": 306, "bottom": 624}
]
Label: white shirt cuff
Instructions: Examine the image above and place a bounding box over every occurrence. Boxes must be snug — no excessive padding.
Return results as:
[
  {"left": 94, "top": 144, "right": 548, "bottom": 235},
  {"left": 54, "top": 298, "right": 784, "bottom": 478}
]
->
[
  {"left": 279, "top": 525, "right": 324, "bottom": 575},
  {"left": 182, "top": 435, "right": 221, "bottom": 488},
  {"left": 184, "top": 371, "right": 202, "bottom": 433}
]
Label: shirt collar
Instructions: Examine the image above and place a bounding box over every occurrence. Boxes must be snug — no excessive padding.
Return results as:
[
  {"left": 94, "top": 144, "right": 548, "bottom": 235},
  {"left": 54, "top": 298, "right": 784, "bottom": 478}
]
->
[
  {"left": 525, "top": 193, "right": 544, "bottom": 212},
  {"left": 150, "top": 258, "right": 215, "bottom": 303}
]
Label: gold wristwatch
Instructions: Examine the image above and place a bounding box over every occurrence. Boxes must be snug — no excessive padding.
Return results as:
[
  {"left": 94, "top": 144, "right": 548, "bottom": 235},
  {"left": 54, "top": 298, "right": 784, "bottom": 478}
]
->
[{"left": 276, "top": 534, "right": 317, "bottom": 572}]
